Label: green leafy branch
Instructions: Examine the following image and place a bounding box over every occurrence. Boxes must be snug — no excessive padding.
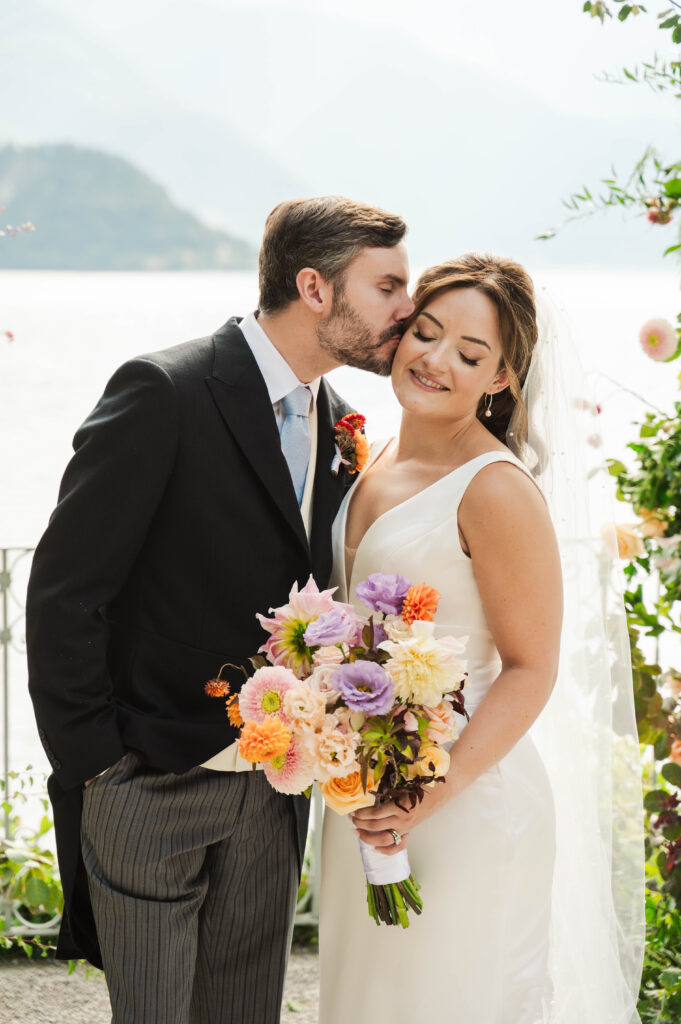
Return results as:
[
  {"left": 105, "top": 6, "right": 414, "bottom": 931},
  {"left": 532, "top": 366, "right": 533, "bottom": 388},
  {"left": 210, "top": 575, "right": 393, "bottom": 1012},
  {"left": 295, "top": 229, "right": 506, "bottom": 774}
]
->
[
  {"left": 584, "top": 1, "right": 681, "bottom": 42},
  {"left": 539, "top": 150, "right": 681, "bottom": 251}
]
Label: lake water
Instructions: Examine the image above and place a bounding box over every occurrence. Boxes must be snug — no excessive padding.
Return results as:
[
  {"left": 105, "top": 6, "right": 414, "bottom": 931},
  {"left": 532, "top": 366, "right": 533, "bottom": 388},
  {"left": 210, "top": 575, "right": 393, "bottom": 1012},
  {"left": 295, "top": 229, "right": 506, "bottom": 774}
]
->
[{"left": 2, "top": 267, "right": 680, "bottom": 776}]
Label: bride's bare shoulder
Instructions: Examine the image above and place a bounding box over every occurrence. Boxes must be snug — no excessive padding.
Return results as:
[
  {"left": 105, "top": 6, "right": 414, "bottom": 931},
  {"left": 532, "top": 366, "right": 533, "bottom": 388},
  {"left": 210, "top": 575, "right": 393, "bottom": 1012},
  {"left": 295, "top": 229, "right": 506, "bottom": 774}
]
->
[{"left": 459, "top": 457, "right": 548, "bottom": 524}]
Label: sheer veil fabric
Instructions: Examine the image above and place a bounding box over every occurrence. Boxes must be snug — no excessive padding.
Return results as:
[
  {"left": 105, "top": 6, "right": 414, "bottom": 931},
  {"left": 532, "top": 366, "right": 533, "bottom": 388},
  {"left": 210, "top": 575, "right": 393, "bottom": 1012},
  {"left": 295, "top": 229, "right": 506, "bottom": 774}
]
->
[{"left": 509, "top": 288, "right": 645, "bottom": 1023}]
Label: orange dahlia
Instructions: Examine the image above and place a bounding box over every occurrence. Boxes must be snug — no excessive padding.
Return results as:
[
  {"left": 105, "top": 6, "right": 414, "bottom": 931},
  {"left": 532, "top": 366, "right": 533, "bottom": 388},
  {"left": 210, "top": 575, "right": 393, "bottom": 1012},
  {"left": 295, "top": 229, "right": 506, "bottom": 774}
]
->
[
  {"left": 226, "top": 693, "right": 244, "bottom": 728},
  {"left": 401, "top": 583, "right": 441, "bottom": 625},
  {"left": 237, "top": 716, "right": 291, "bottom": 763},
  {"left": 205, "top": 677, "right": 231, "bottom": 697}
]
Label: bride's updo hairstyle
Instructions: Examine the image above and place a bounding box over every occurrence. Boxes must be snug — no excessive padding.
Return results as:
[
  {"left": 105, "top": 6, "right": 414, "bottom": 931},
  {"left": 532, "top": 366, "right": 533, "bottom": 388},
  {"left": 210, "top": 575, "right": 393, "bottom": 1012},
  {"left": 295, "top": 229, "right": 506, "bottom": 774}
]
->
[{"left": 408, "top": 253, "right": 538, "bottom": 450}]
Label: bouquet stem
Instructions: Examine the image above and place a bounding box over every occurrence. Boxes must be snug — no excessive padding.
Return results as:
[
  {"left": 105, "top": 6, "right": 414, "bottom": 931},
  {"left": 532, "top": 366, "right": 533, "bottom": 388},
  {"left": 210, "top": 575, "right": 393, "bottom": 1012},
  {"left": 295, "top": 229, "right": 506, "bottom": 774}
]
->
[{"left": 366, "top": 874, "right": 422, "bottom": 927}]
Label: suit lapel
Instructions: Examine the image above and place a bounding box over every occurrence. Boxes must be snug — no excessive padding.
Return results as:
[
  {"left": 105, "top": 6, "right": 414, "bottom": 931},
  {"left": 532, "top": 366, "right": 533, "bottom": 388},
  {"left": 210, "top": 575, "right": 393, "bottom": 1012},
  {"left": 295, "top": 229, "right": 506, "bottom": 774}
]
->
[
  {"left": 206, "top": 318, "right": 309, "bottom": 556},
  {"left": 309, "top": 380, "right": 353, "bottom": 581}
]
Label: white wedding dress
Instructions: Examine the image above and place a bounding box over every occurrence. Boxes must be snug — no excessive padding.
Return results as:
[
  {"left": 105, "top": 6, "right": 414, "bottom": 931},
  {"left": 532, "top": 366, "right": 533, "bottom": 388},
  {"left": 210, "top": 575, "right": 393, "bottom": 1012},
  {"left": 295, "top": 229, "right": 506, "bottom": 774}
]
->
[{"left": 319, "top": 446, "right": 556, "bottom": 1024}]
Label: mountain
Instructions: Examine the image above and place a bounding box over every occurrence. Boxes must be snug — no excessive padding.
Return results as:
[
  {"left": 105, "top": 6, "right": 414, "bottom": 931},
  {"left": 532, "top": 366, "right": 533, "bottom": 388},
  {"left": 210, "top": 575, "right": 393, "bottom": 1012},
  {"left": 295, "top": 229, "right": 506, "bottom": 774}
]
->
[
  {"left": 0, "top": 144, "right": 256, "bottom": 270},
  {"left": 0, "top": 0, "right": 310, "bottom": 245}
]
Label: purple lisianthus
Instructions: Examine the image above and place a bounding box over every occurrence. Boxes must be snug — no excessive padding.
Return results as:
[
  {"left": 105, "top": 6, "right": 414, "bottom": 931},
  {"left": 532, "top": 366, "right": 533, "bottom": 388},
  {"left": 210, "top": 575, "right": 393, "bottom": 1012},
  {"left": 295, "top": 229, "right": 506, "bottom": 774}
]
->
[
  {"left": 304, "top": 608, "right": 358, "bottom": 647},
  {"left": 371, "top": 621, "right": 388, "bottom": 648},
  {"left": 355, "top": 572, "right": 411, "bottom": 616},
  {"left": 332, "top": 661, "right": 395, "bottom": 715}
]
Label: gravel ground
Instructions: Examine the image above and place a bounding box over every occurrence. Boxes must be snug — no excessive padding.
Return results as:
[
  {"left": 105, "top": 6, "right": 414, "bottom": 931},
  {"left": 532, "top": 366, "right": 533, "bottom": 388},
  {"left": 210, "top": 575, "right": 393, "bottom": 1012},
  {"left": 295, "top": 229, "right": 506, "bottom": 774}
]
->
[{"left": 0, "top": 948, "right": 320, "bottom": 1024}]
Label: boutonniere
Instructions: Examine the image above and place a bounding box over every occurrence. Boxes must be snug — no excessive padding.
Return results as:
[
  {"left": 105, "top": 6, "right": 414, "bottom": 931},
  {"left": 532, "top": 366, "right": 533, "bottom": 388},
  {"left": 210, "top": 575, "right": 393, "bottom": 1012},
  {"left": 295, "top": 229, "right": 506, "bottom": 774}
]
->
[{"left": 331, "top": 413, "right": 370, "bottom": 476}]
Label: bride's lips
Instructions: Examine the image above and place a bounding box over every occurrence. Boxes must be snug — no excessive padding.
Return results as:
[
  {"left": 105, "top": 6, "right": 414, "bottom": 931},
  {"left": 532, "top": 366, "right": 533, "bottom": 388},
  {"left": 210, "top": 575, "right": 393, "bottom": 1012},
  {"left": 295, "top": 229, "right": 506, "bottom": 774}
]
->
[{"left": 409, "top": 368, "right": 450, "bottom": 392}]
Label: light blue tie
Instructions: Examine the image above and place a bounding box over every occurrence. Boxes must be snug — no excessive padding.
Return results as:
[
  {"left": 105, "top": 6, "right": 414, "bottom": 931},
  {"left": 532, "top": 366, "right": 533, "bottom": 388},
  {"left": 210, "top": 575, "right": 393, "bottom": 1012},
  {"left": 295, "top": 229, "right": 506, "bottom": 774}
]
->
[{"left": 280, "top": 385, "right": 312, "bottom": 504}]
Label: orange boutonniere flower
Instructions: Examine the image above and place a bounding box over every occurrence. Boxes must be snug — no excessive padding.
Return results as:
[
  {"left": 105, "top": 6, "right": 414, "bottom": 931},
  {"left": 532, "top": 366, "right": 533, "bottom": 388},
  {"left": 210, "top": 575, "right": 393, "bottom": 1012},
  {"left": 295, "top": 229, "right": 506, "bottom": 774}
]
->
[{"left": 331, "top": 413, "right": 369, "bottom": 476}]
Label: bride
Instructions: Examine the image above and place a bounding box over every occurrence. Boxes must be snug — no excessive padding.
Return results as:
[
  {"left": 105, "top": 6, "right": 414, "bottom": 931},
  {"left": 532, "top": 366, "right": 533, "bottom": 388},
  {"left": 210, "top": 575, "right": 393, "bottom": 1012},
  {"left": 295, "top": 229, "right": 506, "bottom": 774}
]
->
[{"left": 319, "top": 254, "right": 644, "bottom": 1023}]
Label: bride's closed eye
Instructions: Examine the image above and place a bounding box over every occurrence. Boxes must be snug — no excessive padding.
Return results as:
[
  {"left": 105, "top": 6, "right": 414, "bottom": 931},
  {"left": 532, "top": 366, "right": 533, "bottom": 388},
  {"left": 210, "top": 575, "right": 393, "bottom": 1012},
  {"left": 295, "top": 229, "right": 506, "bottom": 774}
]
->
[
  {"left": 413, "top": 328, "right": 481, "bottom": 367},
  {"left": 413, "top": 328, "right": 436, "bottom": 343}
]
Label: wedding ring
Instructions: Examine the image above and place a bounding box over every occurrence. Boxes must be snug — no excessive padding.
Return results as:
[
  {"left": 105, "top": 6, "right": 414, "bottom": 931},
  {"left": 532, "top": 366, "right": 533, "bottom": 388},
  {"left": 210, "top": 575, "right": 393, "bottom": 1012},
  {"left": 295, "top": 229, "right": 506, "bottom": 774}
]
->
[{"left": 389, "top": 828, "right": 401, "bottom": 846}]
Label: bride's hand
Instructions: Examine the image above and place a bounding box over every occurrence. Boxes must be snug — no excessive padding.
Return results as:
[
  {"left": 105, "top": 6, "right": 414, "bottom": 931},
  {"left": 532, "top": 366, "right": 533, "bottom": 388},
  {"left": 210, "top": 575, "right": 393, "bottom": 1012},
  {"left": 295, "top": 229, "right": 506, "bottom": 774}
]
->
[
  {"left": 350, "top": 803, "right": 410, "bottom": 856},
  {"left": 350, "top": 788, "right": 444, "bottom": 854}
]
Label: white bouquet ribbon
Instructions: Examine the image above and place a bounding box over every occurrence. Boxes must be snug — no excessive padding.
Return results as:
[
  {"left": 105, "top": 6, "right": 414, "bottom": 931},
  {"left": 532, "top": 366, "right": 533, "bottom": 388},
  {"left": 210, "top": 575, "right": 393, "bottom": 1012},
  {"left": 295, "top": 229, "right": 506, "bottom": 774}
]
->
[{"left": 358, "top": 837, "right": 411, "bottom": 885}]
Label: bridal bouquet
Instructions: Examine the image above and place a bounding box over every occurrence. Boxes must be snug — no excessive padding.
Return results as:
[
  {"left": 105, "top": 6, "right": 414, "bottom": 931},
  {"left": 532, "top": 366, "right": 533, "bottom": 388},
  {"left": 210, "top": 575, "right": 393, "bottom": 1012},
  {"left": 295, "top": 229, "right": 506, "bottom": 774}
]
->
[{"left": 206, "top": 573, "right": 467, "bottom": 927}]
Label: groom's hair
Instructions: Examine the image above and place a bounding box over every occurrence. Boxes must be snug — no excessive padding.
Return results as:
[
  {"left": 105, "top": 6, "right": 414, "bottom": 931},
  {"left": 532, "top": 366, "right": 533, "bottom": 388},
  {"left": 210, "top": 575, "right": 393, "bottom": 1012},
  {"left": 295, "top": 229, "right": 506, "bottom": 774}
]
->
[{"left": 258, "top": 197, "right": 407, "bottom": 314}]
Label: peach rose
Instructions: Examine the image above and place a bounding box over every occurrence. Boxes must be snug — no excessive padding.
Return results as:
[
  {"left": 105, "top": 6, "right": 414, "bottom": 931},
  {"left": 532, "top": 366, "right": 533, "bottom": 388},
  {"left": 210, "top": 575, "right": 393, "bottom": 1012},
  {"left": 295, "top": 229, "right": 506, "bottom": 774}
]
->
[
  {"left": 307, "top": 721, "right": 360, "bottom": 781},
  {"left": 423, "top": 700, "right": 459, "bottom": 744},
  {"left": 638, "top": 509, "right": 667, "bottom": 539},
  {"left": 670, "top": 739, "right": 681, "bottom": 767},
  {"left": 312, "top": 645, "right": 345, "bottom": 667},
  {"left": 282, "top": 684, "right": 326, "bottom": 733},
  {"left": 601, "top": 523, "right": 645, "bottom": 560},
  {"left": 408, "top": 743, "right": 451, "bottom": 780},
  {"left": 320, "top": 769, "right": 376, "bottom": 815}
]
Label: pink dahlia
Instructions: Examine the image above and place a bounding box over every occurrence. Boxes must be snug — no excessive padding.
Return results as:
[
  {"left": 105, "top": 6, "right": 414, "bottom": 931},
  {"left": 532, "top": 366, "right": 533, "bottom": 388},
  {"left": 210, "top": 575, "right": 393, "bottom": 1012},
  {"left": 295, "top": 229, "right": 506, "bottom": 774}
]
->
[
  {"left": 264, "top": 736, "right": 316, "bottom": 794},
  {"left": 256, "top": 576, "right": 340, "bottom": 678},
  {"left": 639, "top": 318, "right": 680, "bottom": 362},
  {"left": 238, "top": 666, "right": 298, "bottom": 724}
]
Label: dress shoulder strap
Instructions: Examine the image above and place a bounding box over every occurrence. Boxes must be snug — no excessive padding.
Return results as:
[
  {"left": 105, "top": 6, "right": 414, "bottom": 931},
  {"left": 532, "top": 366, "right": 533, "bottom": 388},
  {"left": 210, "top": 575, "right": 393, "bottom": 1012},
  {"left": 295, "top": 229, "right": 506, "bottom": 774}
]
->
[{"left": 452, "top": 450, "right": 544, "bottom": 509}]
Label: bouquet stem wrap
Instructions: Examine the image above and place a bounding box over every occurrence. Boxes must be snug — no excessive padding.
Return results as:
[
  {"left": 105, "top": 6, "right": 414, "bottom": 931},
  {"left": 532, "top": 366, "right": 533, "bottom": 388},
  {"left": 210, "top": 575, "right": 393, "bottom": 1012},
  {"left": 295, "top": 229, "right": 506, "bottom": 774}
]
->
[{"left": 359, "top": 838, "right": 422, "bottom": 927}]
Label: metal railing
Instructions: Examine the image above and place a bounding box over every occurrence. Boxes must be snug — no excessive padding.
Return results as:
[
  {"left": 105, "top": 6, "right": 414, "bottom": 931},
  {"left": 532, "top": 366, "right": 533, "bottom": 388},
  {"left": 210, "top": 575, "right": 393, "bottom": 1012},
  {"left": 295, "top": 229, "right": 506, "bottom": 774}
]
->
[{"left": 0, "top": 547, "right": 321, "bottom": 941}]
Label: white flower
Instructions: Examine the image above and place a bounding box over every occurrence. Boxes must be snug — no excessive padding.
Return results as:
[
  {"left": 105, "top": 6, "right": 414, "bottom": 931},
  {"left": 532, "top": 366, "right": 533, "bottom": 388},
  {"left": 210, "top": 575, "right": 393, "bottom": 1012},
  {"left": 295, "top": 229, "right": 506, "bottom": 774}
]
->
[
  {"left": 282, "top": 684, "right": 327, "bottom": 734},
  {"left": 307, "top": 723, "right": 360, "bottom": 782},
  {"left": 307, "top": 665, "right": 340, "bottom": 703},
  {"left": 379, "top": 621, "right": 467, "bottom": 706},
  {"left": 383, "top": 614, "right": 412, "bottom": 641}
]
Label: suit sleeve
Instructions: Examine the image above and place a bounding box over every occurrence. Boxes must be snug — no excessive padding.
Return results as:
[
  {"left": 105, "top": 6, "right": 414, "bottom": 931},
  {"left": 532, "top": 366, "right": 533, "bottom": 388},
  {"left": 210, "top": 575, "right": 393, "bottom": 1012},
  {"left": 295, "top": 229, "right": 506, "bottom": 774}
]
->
[{"left": 26, "top": 357, "right": 179, "bottom": 789}]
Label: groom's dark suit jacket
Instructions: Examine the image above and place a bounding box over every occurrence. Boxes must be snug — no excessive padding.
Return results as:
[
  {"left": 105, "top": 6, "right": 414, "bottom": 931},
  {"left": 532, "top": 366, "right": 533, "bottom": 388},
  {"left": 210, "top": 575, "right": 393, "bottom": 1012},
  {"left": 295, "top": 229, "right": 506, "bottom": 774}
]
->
[{"left": 26, "top": 317, "right": 354, "bottom": 967}]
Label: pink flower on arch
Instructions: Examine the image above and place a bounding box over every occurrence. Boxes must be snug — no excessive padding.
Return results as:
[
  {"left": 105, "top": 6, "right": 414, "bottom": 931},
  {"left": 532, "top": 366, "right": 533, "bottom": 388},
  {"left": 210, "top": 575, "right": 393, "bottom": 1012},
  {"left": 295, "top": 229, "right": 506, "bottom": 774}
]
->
[{"left": 639, "top": 318, "right": 680, "bottom": 362}]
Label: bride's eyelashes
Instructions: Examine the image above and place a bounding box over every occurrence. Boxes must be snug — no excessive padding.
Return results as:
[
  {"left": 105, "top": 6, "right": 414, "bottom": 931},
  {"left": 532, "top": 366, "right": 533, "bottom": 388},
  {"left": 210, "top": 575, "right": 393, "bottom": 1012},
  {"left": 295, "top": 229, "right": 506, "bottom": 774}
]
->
[
  {"left": 412, "top": 328, "right": 481, "bottom": 368},
  {"left": 413, "top": 328, "right": 436, "bottom": 343}
]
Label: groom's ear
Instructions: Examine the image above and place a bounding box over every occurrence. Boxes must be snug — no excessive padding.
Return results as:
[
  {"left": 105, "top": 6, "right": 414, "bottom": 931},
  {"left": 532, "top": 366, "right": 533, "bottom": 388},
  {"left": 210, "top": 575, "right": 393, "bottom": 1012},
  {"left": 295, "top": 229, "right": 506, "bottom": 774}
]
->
[{"left": 296, "top": 267, "right": 334, "bottom": 316}]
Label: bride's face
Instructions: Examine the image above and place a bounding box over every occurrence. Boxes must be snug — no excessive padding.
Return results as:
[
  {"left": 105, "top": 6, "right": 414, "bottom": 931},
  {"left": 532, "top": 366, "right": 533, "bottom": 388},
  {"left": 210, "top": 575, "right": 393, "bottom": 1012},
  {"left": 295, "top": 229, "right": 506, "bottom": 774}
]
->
[{"left": 391, "top": 286, "right": 508, "bottom": 420}]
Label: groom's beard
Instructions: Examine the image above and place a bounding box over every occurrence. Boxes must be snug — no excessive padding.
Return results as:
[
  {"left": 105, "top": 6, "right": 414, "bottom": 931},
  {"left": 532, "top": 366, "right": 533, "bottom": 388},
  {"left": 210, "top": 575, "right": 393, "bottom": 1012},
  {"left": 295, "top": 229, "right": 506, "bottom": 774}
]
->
[{"left": 316, "top": 287, "right": 403, "bottom": 376}]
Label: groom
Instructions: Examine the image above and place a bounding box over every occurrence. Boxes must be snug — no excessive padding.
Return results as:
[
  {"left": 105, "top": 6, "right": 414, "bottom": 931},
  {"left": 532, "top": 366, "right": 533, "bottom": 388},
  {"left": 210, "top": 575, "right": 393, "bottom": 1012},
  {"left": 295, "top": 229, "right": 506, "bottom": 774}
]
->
[{"left": 26, "top": 196, "right": 413, "bottom": 1023}]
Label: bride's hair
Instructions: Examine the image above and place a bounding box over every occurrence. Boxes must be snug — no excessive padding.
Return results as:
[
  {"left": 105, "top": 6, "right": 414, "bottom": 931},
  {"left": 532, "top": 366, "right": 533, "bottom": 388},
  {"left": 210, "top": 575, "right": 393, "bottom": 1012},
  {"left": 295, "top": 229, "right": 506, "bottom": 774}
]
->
[{"left": 408, "top": 253, "right": 538, "bottom": 447}]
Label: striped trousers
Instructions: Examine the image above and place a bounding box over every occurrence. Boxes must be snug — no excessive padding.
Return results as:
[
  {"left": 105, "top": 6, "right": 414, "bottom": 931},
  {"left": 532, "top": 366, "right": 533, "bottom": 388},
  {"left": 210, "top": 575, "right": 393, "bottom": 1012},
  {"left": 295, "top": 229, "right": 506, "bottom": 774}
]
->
[{"left": 81, "top": 752, "right": 300, "bottom": 1024}]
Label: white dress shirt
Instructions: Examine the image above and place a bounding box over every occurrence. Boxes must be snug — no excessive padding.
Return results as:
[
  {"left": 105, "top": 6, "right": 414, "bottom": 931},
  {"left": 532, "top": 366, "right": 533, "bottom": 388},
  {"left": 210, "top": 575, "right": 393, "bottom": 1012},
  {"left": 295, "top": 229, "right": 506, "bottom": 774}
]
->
[{"left": 201, "top": 312, "right": 321, "bottom": 772}]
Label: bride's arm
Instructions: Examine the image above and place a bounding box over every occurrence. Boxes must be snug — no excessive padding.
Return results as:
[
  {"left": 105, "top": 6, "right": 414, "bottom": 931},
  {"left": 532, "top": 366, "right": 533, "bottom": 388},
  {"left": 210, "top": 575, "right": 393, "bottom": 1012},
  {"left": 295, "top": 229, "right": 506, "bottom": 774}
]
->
[{"left": 352, "top": 462, "right": 563, "bottom": 853}]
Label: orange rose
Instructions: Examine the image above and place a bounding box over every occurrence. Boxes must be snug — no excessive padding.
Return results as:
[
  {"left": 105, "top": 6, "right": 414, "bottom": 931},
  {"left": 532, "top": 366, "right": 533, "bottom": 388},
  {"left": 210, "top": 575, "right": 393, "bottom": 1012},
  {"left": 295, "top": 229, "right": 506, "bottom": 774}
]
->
[
  {"left": 320, "top": 770, "right": 375, "bottom": 815},
  {"left": 670, "top": 740, "right": 681, "bottom": 767}
]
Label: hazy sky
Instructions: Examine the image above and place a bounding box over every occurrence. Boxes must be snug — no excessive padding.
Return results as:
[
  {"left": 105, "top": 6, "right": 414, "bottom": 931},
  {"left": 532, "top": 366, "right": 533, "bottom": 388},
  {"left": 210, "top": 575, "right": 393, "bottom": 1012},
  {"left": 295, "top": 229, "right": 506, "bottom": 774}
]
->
[
  {"left": 8, "top": 0, "right": 681, "bottom": 264},
  {"left": 59, "top": 0, "right": 677, "bottom": 121}
]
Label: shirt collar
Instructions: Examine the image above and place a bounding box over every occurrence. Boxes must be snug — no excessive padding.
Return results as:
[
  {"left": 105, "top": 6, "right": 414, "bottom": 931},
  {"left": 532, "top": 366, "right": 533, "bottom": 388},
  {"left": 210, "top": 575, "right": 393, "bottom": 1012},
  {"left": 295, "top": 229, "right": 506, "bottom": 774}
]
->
[{"left": 239, "top": 311, "right": 321, "bottom": 406}]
